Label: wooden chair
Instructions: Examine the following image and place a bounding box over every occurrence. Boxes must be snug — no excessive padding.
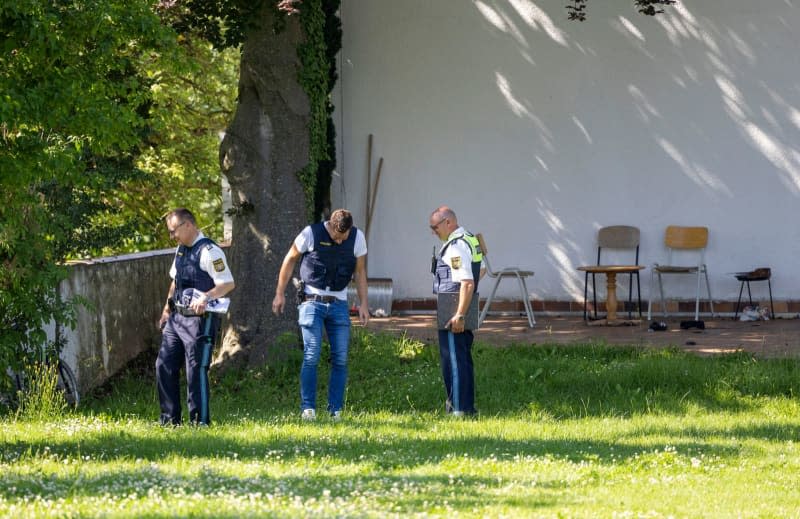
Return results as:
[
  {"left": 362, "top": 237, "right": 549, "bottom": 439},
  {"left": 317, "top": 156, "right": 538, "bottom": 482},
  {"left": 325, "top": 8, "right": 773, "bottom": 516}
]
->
[
  {"left": 475, "top": 233, "right": 535, "bottom": 328},
  {"left": 583, "top": 225, "right": 642, "bottom": 320},
  {"left": 647, "top": 225, "right": 714, "bottom": 321}
]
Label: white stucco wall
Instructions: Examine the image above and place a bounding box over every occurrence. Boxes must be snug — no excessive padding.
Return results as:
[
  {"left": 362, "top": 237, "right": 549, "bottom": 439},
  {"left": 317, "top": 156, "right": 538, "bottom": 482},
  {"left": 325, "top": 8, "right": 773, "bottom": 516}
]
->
[{"left": 332, "top": 0, "right": 800, "bottom": 304}]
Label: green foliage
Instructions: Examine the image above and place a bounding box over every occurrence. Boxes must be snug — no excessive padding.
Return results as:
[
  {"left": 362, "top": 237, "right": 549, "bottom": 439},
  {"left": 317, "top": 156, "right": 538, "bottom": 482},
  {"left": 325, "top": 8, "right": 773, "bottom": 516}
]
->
[
  {"left": 0, "top": 0, "right": 181, "bottom": 374},
  {"left": 162, "top": 0, "right": 265, "bottom": 49},
  {"left": 123, "top": 37, "right": 240, "bottom": 251},
  {"left": 13, "top": 361, "right": 68, "bottom": 422}
]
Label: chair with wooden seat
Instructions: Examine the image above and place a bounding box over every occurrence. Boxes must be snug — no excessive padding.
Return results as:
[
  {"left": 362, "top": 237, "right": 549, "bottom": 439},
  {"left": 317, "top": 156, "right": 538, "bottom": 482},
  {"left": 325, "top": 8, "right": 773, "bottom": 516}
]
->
[
  {"left": 647, "top": 225, "right": 714, "bottom": 321},
  {"left": 583, "top": 225, "right": 642, "bottom": 320},
  {"left": 475, "top": 233, "right": 535, "bottom": 328}
]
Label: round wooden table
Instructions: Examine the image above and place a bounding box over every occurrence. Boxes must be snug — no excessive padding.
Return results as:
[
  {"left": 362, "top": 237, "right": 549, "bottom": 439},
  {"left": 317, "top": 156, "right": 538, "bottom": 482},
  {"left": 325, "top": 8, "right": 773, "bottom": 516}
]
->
[{"left": 576, "top": 265, "right": 645, "bottom": 326}]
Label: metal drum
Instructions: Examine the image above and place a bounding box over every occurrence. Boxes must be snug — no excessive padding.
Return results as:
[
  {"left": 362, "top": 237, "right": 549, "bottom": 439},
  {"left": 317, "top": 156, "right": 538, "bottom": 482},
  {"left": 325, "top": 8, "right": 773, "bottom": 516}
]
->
[{"left": 347, "top": 277, "right": 393, "bottom": 316}]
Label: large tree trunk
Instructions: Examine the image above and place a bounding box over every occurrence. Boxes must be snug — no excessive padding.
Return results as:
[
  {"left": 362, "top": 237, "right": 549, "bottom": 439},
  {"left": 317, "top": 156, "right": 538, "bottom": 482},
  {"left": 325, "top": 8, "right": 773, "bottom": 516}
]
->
[{"left": 216, "top": 5, "right": 309, "bottom": 369}]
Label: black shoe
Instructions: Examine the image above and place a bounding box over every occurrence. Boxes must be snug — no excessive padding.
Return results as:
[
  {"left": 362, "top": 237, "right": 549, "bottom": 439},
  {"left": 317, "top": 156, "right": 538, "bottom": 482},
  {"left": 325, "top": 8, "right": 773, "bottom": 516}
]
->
[
  {"left": 680, "top": 320, "right": 705, "bottom": 330},
  {"left": 649, "top": 321, "right": 668, "bottom": 331}
]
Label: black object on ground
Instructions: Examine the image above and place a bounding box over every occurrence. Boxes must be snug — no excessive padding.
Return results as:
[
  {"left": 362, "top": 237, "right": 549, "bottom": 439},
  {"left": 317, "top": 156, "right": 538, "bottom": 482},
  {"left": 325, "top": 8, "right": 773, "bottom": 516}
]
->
[{"left": 680, "top": 320, "right": 705, "bottom": 330}]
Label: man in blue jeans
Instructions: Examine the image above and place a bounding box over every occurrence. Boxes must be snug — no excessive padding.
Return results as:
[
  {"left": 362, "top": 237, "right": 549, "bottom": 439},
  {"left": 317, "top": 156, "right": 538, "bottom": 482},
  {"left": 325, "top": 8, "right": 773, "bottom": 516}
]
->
[{"left": 272, "top": 209, "right": 370, "bottom": 420}]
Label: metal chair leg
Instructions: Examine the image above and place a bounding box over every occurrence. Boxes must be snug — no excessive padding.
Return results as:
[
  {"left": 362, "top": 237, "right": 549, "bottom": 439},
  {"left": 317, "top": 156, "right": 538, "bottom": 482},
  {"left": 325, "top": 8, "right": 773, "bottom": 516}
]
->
[
  {"left": 657, "top": 271, "right": 667, "bottom": 318},
  {"left": 583, "top": 271, "right": 589, "bottom": 320},
  {"left": 704, "top": 267, "right": 714, "bottom": 316},
  {"left": 635, "top": 271, "right": 642, "bottom": 318},
  {"left": 746, "top": 281, "right": 753, "bottom": 307},
  {"left": 647, "top": 269, "right": 655, "bottom": 321},
  {"left": 478, "top": 276, "right": 502, "bottom": 326},
  {"left": 768, "top": 279, "right": 774, "bottom": 319},
  {"left": 517, "top": 275, "right": 535, "bottom": 327},
  {"left": 626, "top": 272, "right": 634, "bottom": 319},
  {"left": 694, "top": 269, "right": 702, "bottom": 321},
  {"left": 734, "top": 280, "right": 745, "bottom": 319}
]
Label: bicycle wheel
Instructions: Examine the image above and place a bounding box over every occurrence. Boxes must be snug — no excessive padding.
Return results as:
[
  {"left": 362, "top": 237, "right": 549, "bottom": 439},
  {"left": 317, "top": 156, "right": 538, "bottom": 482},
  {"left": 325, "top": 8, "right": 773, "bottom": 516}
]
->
[
  {"left": 56, "top": 360, "right": 80, "bottom": 408},
  {"left": 0, "top": 370, "right": 24, "bottom": 410}
]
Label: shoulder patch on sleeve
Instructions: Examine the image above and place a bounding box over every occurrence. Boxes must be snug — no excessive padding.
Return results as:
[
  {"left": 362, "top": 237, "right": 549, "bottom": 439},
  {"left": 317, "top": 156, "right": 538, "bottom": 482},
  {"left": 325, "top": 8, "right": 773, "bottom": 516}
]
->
[
  {"left": 213, "top": 258, "right": 226, "bottom": 272},
  {"left": 450, "top": 256, "right": 462, "bottom": 269},
  {"left": 206, "top": 244, "right": 214, "bottom": 251}
]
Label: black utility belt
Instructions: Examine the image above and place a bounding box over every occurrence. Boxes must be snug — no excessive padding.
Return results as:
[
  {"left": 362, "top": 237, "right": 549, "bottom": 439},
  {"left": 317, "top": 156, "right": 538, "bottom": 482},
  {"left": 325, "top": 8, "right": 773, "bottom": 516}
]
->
[{"left": 304, "top": 294, "right": 339, "bottom": 303}]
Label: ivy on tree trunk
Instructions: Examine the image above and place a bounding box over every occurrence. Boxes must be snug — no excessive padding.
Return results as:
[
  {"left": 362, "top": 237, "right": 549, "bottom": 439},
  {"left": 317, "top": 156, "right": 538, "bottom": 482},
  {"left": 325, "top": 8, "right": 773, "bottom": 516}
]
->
[{"left": 216, "top": 3, "right": 311, "bottom": 368}]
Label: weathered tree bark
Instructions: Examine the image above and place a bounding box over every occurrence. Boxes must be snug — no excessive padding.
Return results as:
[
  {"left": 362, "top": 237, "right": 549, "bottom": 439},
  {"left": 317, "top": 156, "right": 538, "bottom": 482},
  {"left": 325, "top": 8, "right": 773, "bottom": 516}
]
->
[{"left": 216, "top": 5, "right": 309, "bottom": 369}]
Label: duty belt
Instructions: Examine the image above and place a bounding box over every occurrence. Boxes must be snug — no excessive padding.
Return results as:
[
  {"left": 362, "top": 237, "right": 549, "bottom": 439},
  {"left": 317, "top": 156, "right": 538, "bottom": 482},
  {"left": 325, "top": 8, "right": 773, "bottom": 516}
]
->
[
  {"left": 174, "top": 304, "right": 199, "bottom": 317},
  {"left": 304, "top": 294, "right": 338, "bottom": 303}
]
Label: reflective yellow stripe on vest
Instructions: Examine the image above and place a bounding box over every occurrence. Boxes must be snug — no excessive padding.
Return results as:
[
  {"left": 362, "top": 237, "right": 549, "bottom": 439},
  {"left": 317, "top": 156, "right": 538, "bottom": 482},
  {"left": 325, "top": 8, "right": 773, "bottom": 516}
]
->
[{"left": 442, "top": 232, "right": 483, "bottom": 263}]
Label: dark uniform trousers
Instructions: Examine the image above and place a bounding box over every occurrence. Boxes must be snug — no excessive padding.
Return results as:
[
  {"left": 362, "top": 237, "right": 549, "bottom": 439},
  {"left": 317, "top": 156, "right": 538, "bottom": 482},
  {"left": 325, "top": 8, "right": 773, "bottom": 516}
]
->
[
  {"left": 437, "top": 328, "right": 476, "bottom": 415},
  {"left": 156, "top": 312, "right": 218, "bottom": 425}
]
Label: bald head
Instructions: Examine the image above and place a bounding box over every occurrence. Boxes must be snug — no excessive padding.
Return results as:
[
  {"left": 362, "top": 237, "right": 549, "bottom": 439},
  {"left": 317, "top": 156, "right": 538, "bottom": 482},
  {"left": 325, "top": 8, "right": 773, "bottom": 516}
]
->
[{"left": 429, "top": 206, "right": 459, "bottom": 240}]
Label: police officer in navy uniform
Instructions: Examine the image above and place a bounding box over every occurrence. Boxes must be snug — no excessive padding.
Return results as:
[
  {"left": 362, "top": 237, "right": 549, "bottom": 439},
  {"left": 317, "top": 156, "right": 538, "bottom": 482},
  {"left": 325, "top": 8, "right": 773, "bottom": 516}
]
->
[
  {"left": 272, "top": 209, "right": 369, "bottom": 421},
  {"left": 156, "top": 208, "right": 235, "bottom": 426},
  {"left": 430, "top": 206, "right": 482, "bottom": 416}
]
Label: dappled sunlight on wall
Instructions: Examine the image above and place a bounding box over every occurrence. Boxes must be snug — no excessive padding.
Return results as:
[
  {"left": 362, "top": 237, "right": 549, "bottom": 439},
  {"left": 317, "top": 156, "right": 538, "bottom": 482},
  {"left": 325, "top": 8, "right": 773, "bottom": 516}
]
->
[
  {"left": 657, "top": 137, "right": 733, "bottom": 198},
  {"left": 506, "top": 0, "right": 569, "bottom": 47},
  {"left": 494, "top": 71, "right": 534, "bottom": 119},
  {"left": 537, "top": 198, "right": 594, "bottom": 300},
  {"left": 474, "top": 0, "right": 569, "bottom": 48},
  {"left": 547, "top": 241, "right": 584, "bottom": 302},
  {"left": 572, "top": 116, "right": 593, "bottom": 144},
  {"left": 627, "top": 85, "right": 661, "bottom": 122},
  {"left": 618, "top": 16, "right": 645, "bottom": 43},
  {"left": 335, "top": 0, "right": 800, "bottom": 302},
  {"left": 655, "top": 3, "right": 800, "bottom": 195}
]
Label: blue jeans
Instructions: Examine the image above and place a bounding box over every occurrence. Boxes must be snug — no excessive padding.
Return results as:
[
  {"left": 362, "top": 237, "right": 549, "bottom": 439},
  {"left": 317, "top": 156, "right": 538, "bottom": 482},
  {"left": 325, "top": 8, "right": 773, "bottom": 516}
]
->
[{"left": 297, "top": 299, "right": 351, "bottom": 413}]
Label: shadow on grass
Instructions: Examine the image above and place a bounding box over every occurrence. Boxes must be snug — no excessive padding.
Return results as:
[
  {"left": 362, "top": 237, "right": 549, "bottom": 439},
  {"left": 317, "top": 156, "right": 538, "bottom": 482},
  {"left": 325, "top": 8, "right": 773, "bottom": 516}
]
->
[
  {"left": 0, "top": 425, "right": 751, "bottom": 515},
  {"left": 3, "top": 414, "right": 791, "bottom": 468},
  {"left": 0, "top": 461, "right": 571, "bottom": 515},
  {"left": 76, "top": 331, "right": 800, "bottom": 423},
  {"left": 54, "top": 331, "right": 799, "bottom": 456}
]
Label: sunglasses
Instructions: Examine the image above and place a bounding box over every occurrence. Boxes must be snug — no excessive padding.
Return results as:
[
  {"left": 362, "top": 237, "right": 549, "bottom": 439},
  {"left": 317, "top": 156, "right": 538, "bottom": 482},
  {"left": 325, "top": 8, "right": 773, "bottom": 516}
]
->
[{"left": 430, "top": 218, "right": 447, "bottom": 231}]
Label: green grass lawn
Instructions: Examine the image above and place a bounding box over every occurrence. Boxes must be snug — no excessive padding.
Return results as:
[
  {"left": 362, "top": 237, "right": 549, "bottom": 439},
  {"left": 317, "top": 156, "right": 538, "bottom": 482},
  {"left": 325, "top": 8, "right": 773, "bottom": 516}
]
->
[{"left": 2, "top": 330, "right": 799, "bottom": 517}]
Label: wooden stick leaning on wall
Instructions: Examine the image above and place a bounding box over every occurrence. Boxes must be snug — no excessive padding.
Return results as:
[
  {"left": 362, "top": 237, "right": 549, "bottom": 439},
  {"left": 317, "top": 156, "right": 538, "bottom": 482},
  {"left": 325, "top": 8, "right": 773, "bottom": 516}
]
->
[
  {"left": 365, "top": 134, "right": 372, "bottom": 239},
  {"left": 366, "top": 157, "right": 383, "bottom": 237}
]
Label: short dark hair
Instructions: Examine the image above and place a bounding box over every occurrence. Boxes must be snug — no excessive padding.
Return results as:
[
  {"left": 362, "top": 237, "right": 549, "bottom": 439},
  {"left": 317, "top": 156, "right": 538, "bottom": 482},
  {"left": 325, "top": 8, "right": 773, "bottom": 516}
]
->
[
  {"left": 167, "top": 208, "right": 196, "bottom": 225},
  {"left": 329, "top": 209, "right": 353, "bottom": 233}
]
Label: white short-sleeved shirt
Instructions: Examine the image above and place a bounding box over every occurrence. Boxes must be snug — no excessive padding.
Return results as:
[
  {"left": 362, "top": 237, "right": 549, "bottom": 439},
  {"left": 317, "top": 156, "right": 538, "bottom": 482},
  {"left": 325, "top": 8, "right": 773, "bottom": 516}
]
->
[
  {"left": 169, "top": 232, "right": 234, "bottom": 286},
  {"left": 294, "top": 223, "right": 367, "bottom": 300},
  {"left": 441, "top": 227, "right": 475, "bottom": 283}
]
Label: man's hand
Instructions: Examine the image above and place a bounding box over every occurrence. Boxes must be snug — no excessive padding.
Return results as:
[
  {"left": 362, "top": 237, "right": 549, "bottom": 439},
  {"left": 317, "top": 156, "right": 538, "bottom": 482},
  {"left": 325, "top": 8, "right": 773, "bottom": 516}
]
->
[
  {"left": 157, "top": 308, "right": 170, "bottom": 331},
  {"left": 447, "top": 313, "right": 465, "bottom": 333},
  {"left": 189, "top": 292, "right": 208, "bottom": 315},
  {"left": 358, "top": 304, "right": 370, "bottom": 326},
  {"left": 272, "top": 293, "right": 286, "bottom": 315}
]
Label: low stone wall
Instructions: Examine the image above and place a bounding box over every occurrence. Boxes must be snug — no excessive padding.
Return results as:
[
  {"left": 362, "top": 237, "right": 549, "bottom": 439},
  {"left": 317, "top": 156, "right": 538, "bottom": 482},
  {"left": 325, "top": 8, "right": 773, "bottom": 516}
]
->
[{"left": 56, "top": 249, "right": 174, "bottom": 394}]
